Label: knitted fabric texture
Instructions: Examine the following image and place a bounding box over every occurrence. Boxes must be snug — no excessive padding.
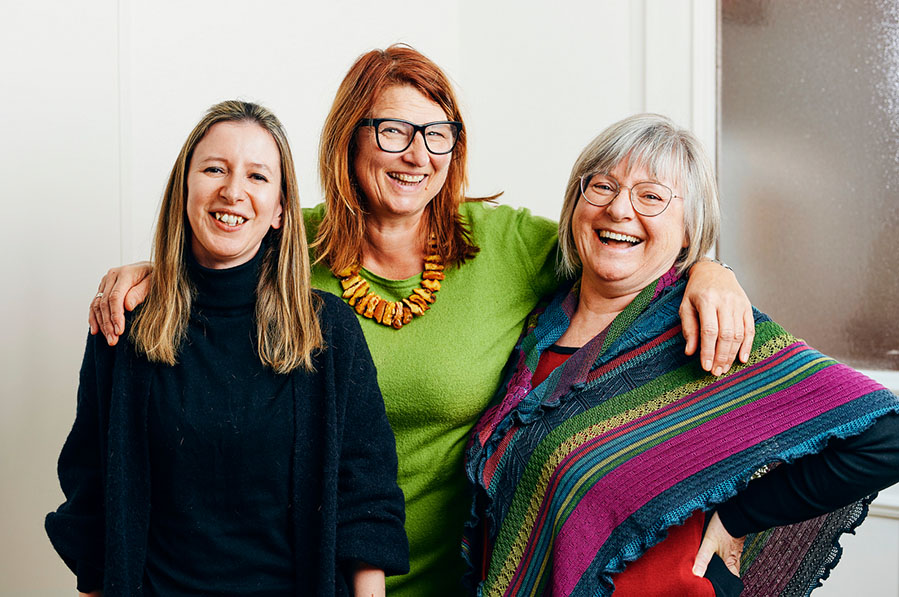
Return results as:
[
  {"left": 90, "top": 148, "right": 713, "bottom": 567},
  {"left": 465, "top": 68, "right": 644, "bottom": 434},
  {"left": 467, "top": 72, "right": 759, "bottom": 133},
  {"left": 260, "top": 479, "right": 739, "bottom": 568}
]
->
[{"left": 463, "top": 270, "right": 899, "bottom": 597}]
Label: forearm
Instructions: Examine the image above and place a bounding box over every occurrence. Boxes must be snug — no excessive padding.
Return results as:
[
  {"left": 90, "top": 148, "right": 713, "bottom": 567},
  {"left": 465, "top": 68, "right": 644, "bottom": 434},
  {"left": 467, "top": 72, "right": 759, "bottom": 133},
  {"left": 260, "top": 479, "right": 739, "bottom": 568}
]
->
[
  {"left": 718, "top": 411, "right": 899, "bottom": 537},
  {"left": 352, "top": 563, "right": 385, "bottom": 597}
]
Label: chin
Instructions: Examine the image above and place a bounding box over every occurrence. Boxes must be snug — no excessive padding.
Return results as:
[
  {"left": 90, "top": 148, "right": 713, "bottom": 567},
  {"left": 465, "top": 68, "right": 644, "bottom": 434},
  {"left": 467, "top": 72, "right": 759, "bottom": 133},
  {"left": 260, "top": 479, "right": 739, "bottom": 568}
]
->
[{"left": 588, "top": 260, "right": 637, "bottom": 282}]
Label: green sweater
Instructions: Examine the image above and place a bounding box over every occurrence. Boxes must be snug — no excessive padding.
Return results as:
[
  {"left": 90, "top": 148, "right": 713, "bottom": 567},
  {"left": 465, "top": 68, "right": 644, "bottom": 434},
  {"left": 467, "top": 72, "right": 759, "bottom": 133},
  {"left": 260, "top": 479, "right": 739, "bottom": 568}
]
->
[{"left": 305, "top": 201, "right": 558, "bottom": 596}]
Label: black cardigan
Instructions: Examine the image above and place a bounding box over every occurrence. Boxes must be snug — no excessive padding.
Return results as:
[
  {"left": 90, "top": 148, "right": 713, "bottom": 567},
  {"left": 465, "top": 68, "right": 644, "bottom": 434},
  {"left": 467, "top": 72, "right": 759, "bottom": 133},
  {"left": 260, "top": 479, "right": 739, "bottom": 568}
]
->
[{"left": 46, "top": 290, "right": 409, "bottom": 596}]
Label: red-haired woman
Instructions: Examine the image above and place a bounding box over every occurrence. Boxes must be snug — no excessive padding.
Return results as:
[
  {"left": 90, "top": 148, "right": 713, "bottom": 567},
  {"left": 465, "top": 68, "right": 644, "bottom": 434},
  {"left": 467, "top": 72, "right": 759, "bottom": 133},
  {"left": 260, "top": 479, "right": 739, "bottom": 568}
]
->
[{"left": 87, "top": 46, "right": 754, "bottom": 596}]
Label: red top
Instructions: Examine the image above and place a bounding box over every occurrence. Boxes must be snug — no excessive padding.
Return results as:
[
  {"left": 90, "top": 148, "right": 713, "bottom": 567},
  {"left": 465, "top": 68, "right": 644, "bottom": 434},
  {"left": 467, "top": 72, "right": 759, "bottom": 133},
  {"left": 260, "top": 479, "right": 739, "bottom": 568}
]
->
[{"left": 533, "top": 347, "right": 715, "bottom": 596}]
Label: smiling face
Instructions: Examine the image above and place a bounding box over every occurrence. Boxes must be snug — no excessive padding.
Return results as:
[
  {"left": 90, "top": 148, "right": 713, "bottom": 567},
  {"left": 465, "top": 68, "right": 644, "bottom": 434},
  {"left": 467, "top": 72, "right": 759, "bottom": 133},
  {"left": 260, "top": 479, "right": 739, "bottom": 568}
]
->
[
  {"left": 573, "top": 158, "right": 688, "bottom": 297},
  {"left": 186, "top": 121, "right": 283, "bottom": 269},
  {"left": 352, "top": 85, "right": 452, "bottom": 223}
]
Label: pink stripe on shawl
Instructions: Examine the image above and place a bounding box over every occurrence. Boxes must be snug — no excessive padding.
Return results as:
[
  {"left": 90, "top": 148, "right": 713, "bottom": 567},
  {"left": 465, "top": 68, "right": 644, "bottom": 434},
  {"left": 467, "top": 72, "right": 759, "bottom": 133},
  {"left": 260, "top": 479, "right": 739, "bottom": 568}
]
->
[
  {"left": 507, "top": 344, "right": 807, "bottom": 592},
  {"left": 548, "top": 363, "right": 883, "bottom": 595}
]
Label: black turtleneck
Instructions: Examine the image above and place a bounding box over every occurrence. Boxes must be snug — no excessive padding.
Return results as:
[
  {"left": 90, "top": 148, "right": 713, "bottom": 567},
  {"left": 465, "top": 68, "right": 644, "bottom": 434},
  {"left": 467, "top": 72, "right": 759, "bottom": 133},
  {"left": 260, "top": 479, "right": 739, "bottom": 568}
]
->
[{"left": 143, "top": 247, "right": 294, "bottom": 595}]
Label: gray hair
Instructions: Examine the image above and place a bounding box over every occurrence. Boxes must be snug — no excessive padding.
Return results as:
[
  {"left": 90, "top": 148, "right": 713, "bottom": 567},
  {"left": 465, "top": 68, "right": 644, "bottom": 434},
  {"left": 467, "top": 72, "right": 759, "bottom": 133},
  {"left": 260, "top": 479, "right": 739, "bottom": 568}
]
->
[{"left": 557, "top": 113, "right": 720, "bottom": 277}]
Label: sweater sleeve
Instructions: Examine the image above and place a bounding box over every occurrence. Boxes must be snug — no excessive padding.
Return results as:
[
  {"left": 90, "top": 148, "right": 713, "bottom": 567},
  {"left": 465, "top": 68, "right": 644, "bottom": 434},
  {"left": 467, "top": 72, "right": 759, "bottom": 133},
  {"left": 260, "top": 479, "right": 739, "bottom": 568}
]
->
[
  {"left": 45, "top": 333, "right": 109, "bottom": 592},
  {"left": 506, "top": 204, "right": 561, "bottom": 299},
  {"left": 717, "top": 411, "right": 899, "bottom": 538},
  {"left": 328, "top": 297, "right": 410, "bottom": 576}
]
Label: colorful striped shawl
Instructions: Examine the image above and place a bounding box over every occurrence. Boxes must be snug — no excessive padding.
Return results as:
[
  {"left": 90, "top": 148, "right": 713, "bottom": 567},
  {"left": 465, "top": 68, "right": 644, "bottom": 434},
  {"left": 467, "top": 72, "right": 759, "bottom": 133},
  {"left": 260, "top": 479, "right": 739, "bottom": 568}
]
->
[{"left": 463, "top": 271, "right": 899, "bottom": 597}]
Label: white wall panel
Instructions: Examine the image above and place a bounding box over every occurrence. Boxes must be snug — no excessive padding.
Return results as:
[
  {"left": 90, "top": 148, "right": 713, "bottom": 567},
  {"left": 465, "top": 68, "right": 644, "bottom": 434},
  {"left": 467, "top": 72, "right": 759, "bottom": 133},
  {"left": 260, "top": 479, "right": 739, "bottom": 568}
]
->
[
  {"left": 645, "top": 0, "right": 694, "bottom": 127},
  {"left": 815, "top": 515, "right": 899, "bottom": 596},
  {"left": 0, "top": 1, "right": 121, "bottom": 593}
]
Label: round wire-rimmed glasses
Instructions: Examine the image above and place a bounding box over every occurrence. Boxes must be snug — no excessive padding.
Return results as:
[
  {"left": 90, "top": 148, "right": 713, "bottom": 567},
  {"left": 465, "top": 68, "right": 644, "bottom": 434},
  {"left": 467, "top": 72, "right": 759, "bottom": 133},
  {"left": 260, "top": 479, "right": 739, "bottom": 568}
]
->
[
  {"left": 358, "top": 118, "right": 463, "bottom": 155},
  {"left": 579, "top": 173, "right": 680, "bottom": 217}
]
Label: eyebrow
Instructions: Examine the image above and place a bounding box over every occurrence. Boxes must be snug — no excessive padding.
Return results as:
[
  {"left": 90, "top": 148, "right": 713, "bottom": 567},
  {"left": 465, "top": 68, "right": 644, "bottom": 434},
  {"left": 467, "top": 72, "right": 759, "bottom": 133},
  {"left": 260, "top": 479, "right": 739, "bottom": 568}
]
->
[{"left": 197, "top": 156, "right": 274, "bottom": 173}]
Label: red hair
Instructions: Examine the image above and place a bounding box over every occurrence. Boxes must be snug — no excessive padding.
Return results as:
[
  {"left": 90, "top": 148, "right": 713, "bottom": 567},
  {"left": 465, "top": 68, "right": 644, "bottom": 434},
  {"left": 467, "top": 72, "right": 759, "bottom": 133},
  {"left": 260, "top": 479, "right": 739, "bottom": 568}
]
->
[{"left": 316, "top": 44, "right": 488, "bottom": 272}]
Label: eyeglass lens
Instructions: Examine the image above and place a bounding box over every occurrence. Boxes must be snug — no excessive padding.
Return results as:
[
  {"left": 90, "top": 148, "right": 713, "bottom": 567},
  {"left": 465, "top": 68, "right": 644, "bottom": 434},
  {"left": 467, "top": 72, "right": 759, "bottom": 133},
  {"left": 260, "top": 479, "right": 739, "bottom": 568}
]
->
[
  {"left": 580, "top": 174, "right": 672, "bottom": 216},
  {"left": 376, "top": 120, "right": 458, "bottom": 154}
]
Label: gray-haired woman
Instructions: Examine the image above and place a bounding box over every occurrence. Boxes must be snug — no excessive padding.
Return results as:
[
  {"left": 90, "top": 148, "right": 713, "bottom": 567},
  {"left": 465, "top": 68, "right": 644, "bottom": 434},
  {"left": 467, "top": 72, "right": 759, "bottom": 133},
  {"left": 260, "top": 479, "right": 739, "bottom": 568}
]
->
[{"left": 465, "top": 113, "right": 899, "bottom": 597}]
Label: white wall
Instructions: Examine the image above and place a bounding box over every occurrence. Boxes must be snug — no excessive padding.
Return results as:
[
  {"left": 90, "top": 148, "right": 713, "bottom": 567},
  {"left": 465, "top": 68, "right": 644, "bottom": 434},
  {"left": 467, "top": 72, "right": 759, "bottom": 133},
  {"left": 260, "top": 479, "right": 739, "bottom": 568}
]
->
[{"left": 7, "top": 1, "right": 894, "bottom": 595}]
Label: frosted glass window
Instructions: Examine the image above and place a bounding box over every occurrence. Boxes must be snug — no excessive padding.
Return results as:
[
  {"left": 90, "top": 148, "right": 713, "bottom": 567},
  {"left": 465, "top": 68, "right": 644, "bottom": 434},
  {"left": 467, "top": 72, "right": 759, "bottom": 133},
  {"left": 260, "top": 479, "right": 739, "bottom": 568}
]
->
[{"left": 720, "top": 0, "right": 899, "bottom": 370}]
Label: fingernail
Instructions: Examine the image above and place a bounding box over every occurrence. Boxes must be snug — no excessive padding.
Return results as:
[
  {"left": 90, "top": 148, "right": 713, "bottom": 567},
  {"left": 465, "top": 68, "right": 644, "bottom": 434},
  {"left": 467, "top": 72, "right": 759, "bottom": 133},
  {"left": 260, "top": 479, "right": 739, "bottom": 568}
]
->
[
  {"left": 106, "top": 334, "right": 114, "bottom": 344},
  {"left": 703, "top": 360, "right": 712, "bottom": 371}
]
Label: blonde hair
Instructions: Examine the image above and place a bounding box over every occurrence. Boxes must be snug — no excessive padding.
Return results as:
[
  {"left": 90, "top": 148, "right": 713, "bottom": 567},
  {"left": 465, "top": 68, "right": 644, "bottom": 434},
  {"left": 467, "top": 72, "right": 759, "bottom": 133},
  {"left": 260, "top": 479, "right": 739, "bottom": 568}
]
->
[
  {"left": 131, "top": 100, "right": 323, "bottom": 373},
  {"left": 558, "top": 113, "right": 720, "bottom": 277},
  {"left": 316, "top": 44, "right": 489, "bottom": 273}
]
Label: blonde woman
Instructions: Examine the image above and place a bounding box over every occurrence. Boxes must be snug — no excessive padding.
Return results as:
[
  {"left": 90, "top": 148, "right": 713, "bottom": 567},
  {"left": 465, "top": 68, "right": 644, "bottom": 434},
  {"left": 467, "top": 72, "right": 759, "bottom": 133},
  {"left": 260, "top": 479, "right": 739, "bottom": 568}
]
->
[{"left": 46, "top": 101, "right": 407, "bottom": 596}]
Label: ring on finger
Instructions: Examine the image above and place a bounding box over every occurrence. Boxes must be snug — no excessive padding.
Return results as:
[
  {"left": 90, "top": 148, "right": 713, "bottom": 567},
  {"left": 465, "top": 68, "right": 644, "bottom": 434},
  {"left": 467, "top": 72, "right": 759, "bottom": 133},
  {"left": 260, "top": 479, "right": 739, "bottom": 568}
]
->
[{"left": 95, "top": 292, "right": 104, "bottom": 299}]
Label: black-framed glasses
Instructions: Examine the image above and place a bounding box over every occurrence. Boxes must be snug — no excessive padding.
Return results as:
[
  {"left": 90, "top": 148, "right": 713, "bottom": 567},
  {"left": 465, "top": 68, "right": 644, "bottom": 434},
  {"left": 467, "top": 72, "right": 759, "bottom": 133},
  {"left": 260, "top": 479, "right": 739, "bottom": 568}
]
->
[
  {"left": 358, "top": 118, "right": 462, "bottom": 155},
  {"left": 579, "top": 173, "right": 681, "bottom": 217}
]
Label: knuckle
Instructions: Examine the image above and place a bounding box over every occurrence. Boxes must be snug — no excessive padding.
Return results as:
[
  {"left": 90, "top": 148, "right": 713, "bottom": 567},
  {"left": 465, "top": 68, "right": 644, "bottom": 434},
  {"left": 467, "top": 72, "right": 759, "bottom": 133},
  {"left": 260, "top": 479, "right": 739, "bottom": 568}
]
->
[{"left": 701, "top": 327, "right": 718, "bottom": 337}]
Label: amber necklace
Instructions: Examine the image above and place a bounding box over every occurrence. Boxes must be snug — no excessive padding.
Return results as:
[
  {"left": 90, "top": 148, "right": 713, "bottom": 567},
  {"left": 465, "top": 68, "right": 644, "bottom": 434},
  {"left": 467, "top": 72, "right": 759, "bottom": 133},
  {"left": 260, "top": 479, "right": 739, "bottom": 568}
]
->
[{"left": 335, "top": 239, "right": 445, "bottom": 330}]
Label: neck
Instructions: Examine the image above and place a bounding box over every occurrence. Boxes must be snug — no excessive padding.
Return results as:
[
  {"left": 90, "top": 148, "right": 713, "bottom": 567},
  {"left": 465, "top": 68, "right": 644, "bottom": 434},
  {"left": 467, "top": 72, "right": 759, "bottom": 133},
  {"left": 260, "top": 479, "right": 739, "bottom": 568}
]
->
[
  {"left": 362, "top": 211, "right": 428, "bottom": 279},
  {"left": 556, "top": 275, "right": 643, "bottom": 348}
]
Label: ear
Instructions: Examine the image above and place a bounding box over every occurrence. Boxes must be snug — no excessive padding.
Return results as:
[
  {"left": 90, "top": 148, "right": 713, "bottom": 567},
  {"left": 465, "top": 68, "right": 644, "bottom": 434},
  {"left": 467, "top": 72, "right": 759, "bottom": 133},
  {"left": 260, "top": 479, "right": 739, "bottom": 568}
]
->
[{"left": 270, "top": 197, "right": 284, "bottom": 230}]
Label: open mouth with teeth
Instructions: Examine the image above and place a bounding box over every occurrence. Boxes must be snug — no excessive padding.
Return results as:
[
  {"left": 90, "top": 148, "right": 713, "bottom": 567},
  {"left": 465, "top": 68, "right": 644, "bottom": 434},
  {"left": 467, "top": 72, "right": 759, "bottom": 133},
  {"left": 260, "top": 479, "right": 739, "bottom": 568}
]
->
[
  {"left": 214, "top": 212, "right": 246, "bottom": 226},
  {"left": 597, "top": 230, "right": 642, "bottom": 247},
  {"left": 388, "top": 172, "right": 426, "bottom": 185}
]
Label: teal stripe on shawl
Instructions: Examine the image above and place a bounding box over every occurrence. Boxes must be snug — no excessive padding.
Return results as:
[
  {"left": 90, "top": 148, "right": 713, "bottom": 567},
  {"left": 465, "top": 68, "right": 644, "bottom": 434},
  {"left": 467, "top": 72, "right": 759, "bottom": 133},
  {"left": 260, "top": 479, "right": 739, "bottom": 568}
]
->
[{"left": 463, "top": 271, "right": 899, "bottom": 597}]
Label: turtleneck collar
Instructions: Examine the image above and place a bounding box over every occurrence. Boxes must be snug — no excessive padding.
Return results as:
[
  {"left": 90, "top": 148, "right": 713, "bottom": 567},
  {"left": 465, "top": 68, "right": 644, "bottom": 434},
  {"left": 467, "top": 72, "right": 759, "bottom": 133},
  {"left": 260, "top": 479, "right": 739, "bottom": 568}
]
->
[{"left": 186, "top": 241, "right": 267, "bottom": 311}]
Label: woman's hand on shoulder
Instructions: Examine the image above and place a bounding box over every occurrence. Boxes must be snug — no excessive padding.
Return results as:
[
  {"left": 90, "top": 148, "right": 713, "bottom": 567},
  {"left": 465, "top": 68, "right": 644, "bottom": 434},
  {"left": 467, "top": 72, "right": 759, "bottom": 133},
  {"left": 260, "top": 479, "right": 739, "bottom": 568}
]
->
[
  {"left": 680, "top": 260, "right": 754, "bottom": 376},
  {"left": 88, "top": 262, "right": 153, "bottom": 346},
  {"left": 693, "top": 511, "right": 745, "bottom": 578}
]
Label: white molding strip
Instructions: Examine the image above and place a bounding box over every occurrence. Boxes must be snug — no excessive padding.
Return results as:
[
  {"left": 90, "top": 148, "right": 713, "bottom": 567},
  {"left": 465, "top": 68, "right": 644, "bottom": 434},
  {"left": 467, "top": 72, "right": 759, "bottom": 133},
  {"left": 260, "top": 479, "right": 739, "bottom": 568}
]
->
[
  {"left": 857, "top": 368, "right": 898, "bottom": 519},
  {"left": 630, "top": 0, "right": 647, "bottom": 113},
  {"left": 869, "top": 493, "right": 899, "bottom": 520},
  {"left": 117, "top": 0, "right": 132, "bottom": 263},
  {"left": 690, "top": 0, "right": 717, "bottom": 168},
  {"left": 857, "top": 369, "right": 899, "bottom": 393}
]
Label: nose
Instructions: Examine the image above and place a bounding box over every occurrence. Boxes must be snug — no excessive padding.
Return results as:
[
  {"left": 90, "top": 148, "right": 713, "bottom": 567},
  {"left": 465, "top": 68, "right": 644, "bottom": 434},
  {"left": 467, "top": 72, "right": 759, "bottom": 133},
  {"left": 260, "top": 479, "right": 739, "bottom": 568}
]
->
[
  {"left": 604, "top": 186, "right": 635, "bottom": 220},
  {"left": 402, "top": 132, "right": 430, "bottom": 167},
  {"left": 221, "top": 174, "right": 246, "bottom": 203}
]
